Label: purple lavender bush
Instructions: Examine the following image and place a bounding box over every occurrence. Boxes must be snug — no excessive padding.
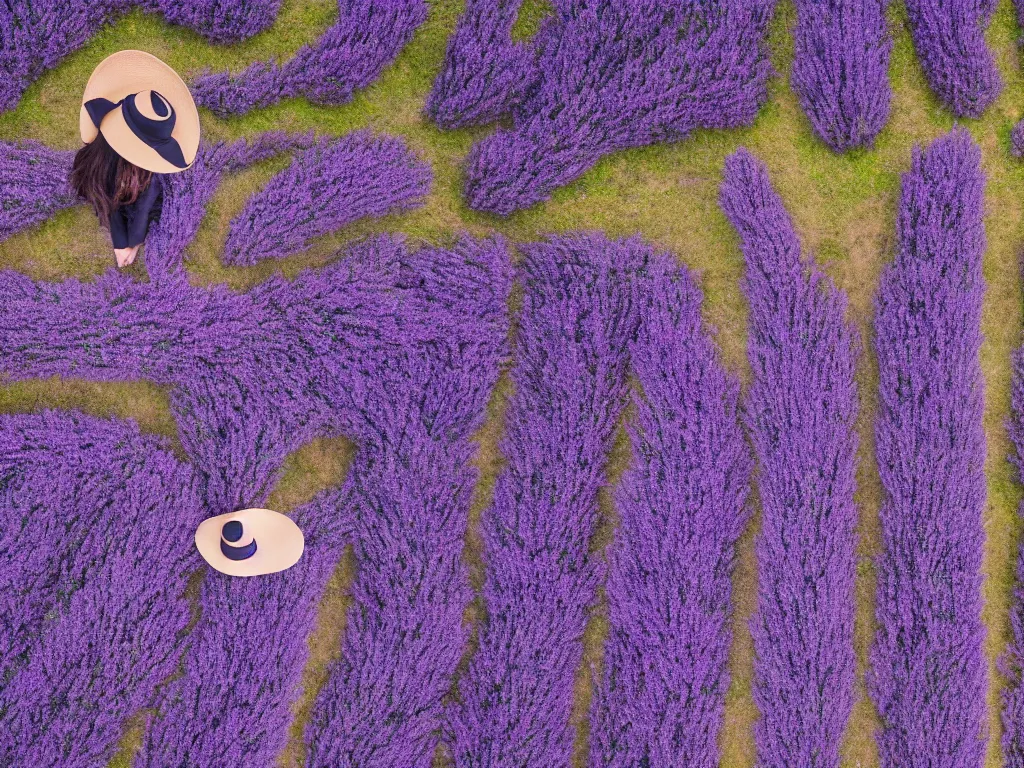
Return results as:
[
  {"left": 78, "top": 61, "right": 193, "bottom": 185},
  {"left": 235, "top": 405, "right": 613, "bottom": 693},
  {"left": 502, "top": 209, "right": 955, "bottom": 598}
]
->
[
  {"left": 150, "top": 0, "right": 282, "bottom": 43},
  {"left": 145, "top": 131, "right": 316, "bottom": 277},
  {"left": 1012, "top": 119, "right": 1024, "bottom": 159},
  {"left": 223, "top": 132, "right": 431, "bottom": 265},
  {"left": 870, "top": 129, "right": 988, "bottom": 766},
  {"left": 904, "top": 0, "right": 1001, "bottom": 117},
  {"left": 1003, "top": 319, "right": 1024, "bottom": 767},
  {"left": 791, "top": 0, "right": 892, "bottom": 151},
  {"left": 587, "top": 257, "right": 752, "bottom": 766},
  {"left": 459, "top": 0, "right": 775, "bottom": 215},
  {"left": 0, "top": 233, "right": 514, "bottom": 764},
  {"left": 446, "top": 234, "right": 649, "bottom": 765},
  {"left": 425, "top": 0, "right": 538, "bottom": 128},
  {"left": 191, "top": 0, "right": 427, "bottom": 116},
  {"left": 720, "top": 148, "right": 860, "bottom": 768},
  {"left": 0, "top": 140, "right": 79, "bottom": 239},
  {"left": 135, "top": 482, "right": 355, "bottom": 768},
  {"left": 305, "top": 238, "right": 512, "bottom": 766},
  {"left": 0, "top": 410, "right": 202, "bottom": 767},
  {"left": 0, "top": 0, "right": 121, "bottom": 111},
  {"left": 0, "top": 0, "right": 281, "bottom": 112}
]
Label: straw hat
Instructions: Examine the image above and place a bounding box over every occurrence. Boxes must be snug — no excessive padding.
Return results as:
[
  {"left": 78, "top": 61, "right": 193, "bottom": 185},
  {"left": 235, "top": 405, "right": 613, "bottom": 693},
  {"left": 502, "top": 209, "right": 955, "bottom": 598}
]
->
[
  {"left": 195, "top": 508, "right": 305, "bottom": 577},
  {"left": 80, "top": 50, "right": 199, "bottom": 174}
]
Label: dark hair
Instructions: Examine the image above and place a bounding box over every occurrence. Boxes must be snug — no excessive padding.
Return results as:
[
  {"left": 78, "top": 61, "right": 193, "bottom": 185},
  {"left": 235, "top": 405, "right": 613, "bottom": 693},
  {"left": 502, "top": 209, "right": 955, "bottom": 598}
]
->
[{"left": 70, "top": 132, "right": 152, "bottom": 227}]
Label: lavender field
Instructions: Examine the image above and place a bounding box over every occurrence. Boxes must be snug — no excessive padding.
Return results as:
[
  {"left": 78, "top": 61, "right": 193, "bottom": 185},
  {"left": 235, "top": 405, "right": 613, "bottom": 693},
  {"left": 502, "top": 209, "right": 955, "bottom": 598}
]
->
[{"left": 5, "top": 1, "right": 1024, "bottom": 767}]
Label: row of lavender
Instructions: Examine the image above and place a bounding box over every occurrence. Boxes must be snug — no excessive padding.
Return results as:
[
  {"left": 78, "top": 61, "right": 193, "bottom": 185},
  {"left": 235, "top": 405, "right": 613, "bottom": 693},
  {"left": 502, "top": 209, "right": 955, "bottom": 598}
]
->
[
  {"left": 0, "top": 131, "right": 431, "bottom": 271},
  {"left": 0, "top": 214, "right": 514, "bottom": 765},
  {"left": 0, "top": 125, "right": 1007, "bottom": 765},
  {"left": 2, "top": 0, "right": 426, "bottom": 114},
  {"left": 0, "top": 186, "right": 748, "bottom": 763},
  {"left": 7, "top": 0, "right": 1024, "bottom": 215},
  {"left": 423, "top": 0, "right": 1017, "bottom": 211}
]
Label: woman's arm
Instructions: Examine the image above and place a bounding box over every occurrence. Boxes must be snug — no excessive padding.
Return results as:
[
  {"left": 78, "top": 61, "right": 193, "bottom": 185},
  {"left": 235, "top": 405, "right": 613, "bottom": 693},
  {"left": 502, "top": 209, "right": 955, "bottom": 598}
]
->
[
  {"left": 109, "top": 208, "right": 136, "bottom": 267},
  {"left": 109, "top": 206, "right": 130, "bottom": 249},
  {"left": 110, "top": 176, "right": 162, "bottom": 267},
  {"left": 124, "top": 175, "right": 163, "bottom": 248}
]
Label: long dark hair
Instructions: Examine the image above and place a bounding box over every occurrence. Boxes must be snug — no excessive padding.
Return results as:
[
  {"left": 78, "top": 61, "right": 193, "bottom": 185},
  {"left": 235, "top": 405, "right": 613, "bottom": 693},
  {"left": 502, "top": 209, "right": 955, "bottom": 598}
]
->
[{"left": 70, "top": 132, "right": 152, "bottom": 226}]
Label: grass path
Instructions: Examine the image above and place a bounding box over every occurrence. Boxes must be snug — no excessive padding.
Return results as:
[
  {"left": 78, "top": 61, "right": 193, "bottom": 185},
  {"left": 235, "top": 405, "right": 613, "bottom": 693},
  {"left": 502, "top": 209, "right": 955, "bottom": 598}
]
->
[{"left": 2, "top": 1, "right": 1024, "bottom": 766}]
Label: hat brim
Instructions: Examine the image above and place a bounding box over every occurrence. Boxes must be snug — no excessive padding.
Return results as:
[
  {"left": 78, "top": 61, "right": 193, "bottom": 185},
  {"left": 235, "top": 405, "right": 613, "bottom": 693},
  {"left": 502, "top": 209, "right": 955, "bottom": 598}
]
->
[
  {"left": 80, "top": 50, "right": 199, "bottom": 174},
  {"left": 195, "top": 508, "right": 305, "bottom": 577}
]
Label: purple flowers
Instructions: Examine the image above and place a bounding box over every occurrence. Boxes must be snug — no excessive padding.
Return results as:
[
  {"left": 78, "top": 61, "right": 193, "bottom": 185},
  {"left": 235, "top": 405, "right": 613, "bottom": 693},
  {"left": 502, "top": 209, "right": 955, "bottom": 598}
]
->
[
  {"left": 430, "top": 0, "right": 775, "bottom": 215},
  {"left": 150, "top": 0, "right": 282, "bottom": 43},
  {"left": 721, "top": 148, "right": 860, "bottom": 767},
  {"left": 305, "top": 238, "right": 512, "bottom": 766},
  {"left": 0, "top": 140, "right": 79, "bottom": 239},
  {"left": 588, "top": 257, "right": 752, "bottom": 766},
  {"left": 447, "top": 234, "right": 646, "bottom": 765},
  {"left": 870, "top": 129, "right": 988, "bottom": 766},
  {"left": 191, "top": 0, "right": 427, "bottom": 115},
  {"left": 791, "top": 0, "right": 892, "bottom": 151},
  {"left": 1004, "top": 327, "right": 1024, "bottom": 766},
  {"left": 425, "top": 0, "right": 536, "bottom": 129},
  {"left": 0, "top": 410, "right": 202, "bottom": 767},
  {"left": 904, "top": 0, "right": 1001, "bottom": 117},
  {"left": 0, "top": 0, "right": 281, "bottom": 112},
  {"left": 0, "top": 229, "right": 513, "bottom": 763},
  {"left": 223, "top": 132, "right": 431, "bottom": 265},
  {"left": 0, "top": 125, "right": 508, "bottom": 764}
]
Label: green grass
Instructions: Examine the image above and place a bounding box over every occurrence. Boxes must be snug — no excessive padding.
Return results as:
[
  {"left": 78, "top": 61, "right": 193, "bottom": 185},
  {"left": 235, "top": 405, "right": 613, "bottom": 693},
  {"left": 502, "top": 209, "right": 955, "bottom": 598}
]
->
[{"left": 2, "top": 0, "right": 1024, "bottom": 766}]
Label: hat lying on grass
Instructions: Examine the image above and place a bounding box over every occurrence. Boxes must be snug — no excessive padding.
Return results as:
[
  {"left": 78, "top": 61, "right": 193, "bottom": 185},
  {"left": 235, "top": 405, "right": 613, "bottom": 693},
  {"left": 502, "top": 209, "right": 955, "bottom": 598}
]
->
[
  {"left": 195, "top": 508, "right": 305, "bottom": 577},
  {"left": 80, "top": 49, "right": 199, "bottom": 174}
]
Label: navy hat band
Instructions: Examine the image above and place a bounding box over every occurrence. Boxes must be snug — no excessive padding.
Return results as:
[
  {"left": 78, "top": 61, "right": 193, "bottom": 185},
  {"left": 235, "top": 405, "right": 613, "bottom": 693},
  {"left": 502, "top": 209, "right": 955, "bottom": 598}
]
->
[
  {"left": 84, "top": 91, "right": 188, "bottom": 169},
  {"left": 221, "top": 537, "right": 258, "bottom": 561}
]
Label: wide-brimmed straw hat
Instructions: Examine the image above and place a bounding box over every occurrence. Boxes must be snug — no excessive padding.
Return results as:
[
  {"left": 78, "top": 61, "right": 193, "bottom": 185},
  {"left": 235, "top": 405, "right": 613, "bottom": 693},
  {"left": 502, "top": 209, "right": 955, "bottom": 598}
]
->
[
  {"left": 195, "top": 508, "right": 305, "bottom": 577},
  {"left": 80, "top": 50, "right": 199, "bottom": 174}
]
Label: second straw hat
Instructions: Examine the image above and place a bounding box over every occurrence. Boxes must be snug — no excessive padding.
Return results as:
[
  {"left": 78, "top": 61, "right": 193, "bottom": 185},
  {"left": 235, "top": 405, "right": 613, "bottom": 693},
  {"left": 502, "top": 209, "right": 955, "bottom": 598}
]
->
[{"left": 195, "top": 508, "right": 305, "bottom": 577}]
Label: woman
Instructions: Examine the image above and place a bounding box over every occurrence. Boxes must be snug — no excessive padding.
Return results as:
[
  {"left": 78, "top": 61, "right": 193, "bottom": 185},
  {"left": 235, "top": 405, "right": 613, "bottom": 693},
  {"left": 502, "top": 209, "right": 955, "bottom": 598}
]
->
[{"left": 70, "top": 50, "right": 200, "bottom": 269}]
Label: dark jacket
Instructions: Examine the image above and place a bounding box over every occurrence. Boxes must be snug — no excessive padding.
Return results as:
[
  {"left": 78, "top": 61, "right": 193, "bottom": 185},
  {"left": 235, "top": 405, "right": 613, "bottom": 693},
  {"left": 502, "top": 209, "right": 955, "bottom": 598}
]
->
[{"left": 106, "top": 163, "right": 164, "bottom": 249}]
